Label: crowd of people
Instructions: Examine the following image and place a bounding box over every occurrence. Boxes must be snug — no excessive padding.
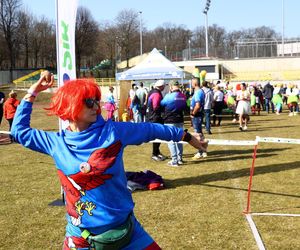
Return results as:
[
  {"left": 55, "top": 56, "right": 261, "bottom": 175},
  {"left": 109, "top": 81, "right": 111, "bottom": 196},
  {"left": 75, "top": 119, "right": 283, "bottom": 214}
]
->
[{"left": 116, "top": 78, "right": 300, "bottom": 164}]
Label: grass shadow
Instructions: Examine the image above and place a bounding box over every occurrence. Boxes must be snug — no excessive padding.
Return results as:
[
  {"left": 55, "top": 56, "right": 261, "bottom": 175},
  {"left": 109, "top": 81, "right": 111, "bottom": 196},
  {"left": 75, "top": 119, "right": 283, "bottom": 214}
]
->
[
  {"left": 199, "top": 183, "right": 300, "bottom": 199},
  {"left": 165, "top": 161, "right": 300, "bottom": 188},
  {"left": 183, "top": 148, "right": 288, "bottom": 161}
]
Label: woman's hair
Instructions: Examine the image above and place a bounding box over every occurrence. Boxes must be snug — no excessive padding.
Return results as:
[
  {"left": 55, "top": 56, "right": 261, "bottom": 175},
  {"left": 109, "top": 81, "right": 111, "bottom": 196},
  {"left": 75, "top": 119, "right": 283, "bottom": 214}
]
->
[
  {"left": 9, "top": 90, "right": 17, "bottom": 98},
  {"left": 47, "top": 78, "right": 101, "bottom": 121},
  {"left": 215, "top": 85, "right": 221, "bottom": 90}
]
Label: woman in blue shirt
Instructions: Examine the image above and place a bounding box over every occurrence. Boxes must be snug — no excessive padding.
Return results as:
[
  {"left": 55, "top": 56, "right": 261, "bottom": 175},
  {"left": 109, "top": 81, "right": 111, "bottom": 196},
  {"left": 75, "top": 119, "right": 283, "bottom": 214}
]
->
[{"left": 11, "top": 75, "right": 207, "bottom": 249}]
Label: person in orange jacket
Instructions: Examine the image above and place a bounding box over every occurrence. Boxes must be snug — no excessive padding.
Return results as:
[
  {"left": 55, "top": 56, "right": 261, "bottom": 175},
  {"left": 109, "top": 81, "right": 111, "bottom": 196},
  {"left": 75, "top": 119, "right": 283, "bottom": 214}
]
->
[{"left": 4, "top": 90, "right": 20, "bottom": 141}]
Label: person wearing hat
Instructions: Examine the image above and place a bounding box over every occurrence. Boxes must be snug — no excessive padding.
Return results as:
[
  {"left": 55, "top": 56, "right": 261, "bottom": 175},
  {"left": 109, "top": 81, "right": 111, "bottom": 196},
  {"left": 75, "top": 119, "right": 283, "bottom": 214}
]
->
[
  {"left": 146, "top": 80, "right": 167, "bottom": 161},
  {"left": 161, "top": 81, "right": 186, "bottom": 166},
  {"left": 104, "top": 86, "right": 116, "bottom": 120}
]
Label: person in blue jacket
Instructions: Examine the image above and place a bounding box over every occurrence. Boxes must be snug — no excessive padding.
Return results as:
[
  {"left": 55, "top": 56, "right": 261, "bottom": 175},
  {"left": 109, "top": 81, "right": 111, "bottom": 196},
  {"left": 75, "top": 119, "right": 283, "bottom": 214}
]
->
[
  {"left": 11, "top": 75, "right": 207, "bottom": 250},
  {"left": 161, "top": 81, "right": 187, "bottom": 167}
]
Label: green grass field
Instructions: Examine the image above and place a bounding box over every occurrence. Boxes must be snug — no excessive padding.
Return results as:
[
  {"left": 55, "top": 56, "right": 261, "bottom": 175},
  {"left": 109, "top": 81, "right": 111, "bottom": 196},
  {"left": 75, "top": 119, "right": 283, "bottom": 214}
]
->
[{"left": 0, "top": 92, "right": 300, "bottom": 249}]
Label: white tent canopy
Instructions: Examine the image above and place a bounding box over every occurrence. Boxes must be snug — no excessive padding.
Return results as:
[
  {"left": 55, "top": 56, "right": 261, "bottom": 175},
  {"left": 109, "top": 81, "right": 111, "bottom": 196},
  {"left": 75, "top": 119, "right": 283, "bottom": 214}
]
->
[{"left": 116, "top": 48, "right": 185, "bottom": 81}]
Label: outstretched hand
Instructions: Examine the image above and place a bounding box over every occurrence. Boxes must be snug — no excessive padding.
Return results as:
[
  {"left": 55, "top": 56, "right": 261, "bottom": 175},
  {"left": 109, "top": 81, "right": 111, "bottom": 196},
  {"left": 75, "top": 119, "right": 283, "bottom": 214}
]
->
[
  {"left": 188, "top": 132, "right": 208, "bottom": 152},
  {"left": 29, "top": 71, "right": 54, "bottom": 94}
]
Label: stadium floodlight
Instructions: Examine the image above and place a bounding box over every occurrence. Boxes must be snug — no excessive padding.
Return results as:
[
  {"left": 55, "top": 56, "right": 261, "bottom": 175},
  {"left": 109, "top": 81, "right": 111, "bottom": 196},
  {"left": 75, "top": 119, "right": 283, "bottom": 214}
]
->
[
  {"left": 203, "top": 0, "right": 212, "bottom": 57},
  {"left": 281, "top": 0, "right": 285, "bottom": 56}
]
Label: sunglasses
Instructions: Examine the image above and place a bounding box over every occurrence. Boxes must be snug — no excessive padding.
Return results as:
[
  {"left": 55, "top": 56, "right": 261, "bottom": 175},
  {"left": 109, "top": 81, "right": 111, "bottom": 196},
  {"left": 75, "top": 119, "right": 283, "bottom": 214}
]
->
[{"left": 84, "top": 98, "right": 100, "bottom": 109}]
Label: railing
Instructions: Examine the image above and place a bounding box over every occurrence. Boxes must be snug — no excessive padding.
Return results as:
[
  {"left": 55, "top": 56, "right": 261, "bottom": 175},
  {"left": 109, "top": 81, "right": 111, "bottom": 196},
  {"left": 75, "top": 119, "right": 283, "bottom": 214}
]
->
[
  {"left": 94, "top": 78, "right": 116, "bottom": 86},
  {"left": 13, "top": 78, "right": 117, "bottom": 90},
  {"left": 14, "top": 80, "right": 58, "bottom": 89},
  {"left": 13, "top": 69, "right": 44, "bottom": 84}
]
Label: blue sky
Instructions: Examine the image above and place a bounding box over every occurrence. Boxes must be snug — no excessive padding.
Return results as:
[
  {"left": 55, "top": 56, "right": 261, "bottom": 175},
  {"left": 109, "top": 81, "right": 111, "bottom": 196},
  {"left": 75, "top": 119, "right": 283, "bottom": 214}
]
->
[{"left": 22, "top": 0, "right": 300, "bottom": 38}]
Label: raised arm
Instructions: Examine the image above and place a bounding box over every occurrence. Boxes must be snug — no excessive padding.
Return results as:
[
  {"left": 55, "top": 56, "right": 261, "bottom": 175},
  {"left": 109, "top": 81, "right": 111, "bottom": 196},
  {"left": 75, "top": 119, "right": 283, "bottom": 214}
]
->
[{"left": 11, "top": 72, "right": 57, "bottom": 155}]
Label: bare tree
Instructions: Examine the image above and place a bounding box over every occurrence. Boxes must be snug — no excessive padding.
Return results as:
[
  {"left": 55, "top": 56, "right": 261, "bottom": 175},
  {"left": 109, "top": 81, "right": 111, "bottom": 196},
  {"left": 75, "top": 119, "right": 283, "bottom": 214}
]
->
[
  {"left": 98, "top": 22, "right": 118, "bottom": 71},
  {"left": 208, "top": 24, "right": 226, "bottom": 57},
  {"left": 0, "top": 0, "right": 21, "bottom": 81},
  {"left": 114, "top": 9, "right": 139, "bottom": 68},
  {"left": 224, "top": 31, "right": 243, "bottom": 58},
  {"left": 16, "top": 10, "right": 33, "bottom": 68},
  {"left": 150, "top": 23, "right": 192, "bottom": 54},
  {"left": 30, "top": 17, "right": 53, "bottom": 68},
  {"left": 75, "top": 6, "right": 99, "bottom": 76},
  {"left": 226, "top": 26, "right": 279, "bottom": 58},
  {"left": 193, "top": 26, "right": 206, "bottom": 49},
  {"left": 0, "top": 32, "right": 8, "bottom": 68}
]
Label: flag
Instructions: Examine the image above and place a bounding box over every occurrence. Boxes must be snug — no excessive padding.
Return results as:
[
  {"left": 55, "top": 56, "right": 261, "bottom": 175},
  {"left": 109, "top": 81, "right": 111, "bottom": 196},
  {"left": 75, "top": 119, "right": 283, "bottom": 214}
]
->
[
  {"left": 55, "top": 0, "right": 78, "bottom": 129},
  {"left": 56, "top": 0, "right": 78, "bottom": 86}
]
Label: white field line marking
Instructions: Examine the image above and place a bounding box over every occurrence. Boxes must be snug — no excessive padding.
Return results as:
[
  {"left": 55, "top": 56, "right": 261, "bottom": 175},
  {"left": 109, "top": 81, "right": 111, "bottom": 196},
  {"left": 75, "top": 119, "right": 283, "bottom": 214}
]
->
[
  {"left": 245, "top": 214, "right": 266, "bottom": 250},
  {"left": 252, "top": 213, "right": 300, "bottom": 217},
  {"left": 225, "top": 145, "right": 257, "bottom": 245}
]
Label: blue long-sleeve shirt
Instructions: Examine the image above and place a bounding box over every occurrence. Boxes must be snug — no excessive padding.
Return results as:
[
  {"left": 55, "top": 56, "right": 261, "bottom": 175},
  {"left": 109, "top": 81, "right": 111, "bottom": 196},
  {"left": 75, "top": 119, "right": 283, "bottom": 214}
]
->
[
  {"left": 161, "top": 90, "right": 186, "bottom": 123},
  {"left": 11, "top": 100, "right": 184, "bottom": 235}
]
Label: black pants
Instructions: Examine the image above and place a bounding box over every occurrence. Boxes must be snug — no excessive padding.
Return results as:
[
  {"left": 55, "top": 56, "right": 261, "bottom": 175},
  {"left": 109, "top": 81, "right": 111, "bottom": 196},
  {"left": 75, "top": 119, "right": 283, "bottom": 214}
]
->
[
  {"left": 213, "top": 102, "right": 223, "bottom": 125},
  {"left": 7, "top": 118, "right": 13, "bottom": 141},
  {"left": 0, "top": 107, "right": 3, "bottom": 125},
  {"left": 152, "top": 142, "right": 161, "bottom": 156},
  {"left": 151, "top": 120, "right": 163, "bottom": 156}
]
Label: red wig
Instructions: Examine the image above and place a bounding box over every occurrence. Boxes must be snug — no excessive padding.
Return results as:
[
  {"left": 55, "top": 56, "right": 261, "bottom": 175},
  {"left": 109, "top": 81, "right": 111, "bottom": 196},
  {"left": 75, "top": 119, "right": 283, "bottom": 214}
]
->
[{"left": 47, "top": 78, "right": 101, "bottom": 121}]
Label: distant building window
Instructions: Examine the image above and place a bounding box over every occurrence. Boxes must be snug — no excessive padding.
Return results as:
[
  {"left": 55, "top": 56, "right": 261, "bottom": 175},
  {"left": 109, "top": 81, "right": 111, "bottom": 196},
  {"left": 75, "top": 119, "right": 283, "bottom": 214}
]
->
[{"left": 196, "top": 65, "right": 215, "bottom": 73}]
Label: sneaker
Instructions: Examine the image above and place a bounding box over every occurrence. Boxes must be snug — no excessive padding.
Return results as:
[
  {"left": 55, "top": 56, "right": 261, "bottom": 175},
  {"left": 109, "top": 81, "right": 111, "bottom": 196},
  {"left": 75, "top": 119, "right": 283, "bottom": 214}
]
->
[
  {"left": 207, "top": 130, "right": 212, "bottom": 135},
  {"left": 239, "top": 126, "right": 243, "bottom": 131},
  {"left": 177, "top": 159, "right": 184, "bottom": 165},
  {"left": 192, "top": 152, "right": 202, "bottom": 160},
  {"left": 152, "top": 155, "right": 163, "bottom": 161},
  {"left": 288, "top": 112, "right": 293, "bottom": 116},
  {"left": 157, "top": 154, "right": 167, "bottom": 161},
  {"left": 167, "top": 160, "right": 179, "bottom": 167},
  {"left": 243, "top": 126, "right": 248, "bottom": 131},
  {"left": 294, "top": 112, "right": 298, "bottom": 116},
  {"left": 202, "top": 152, "right": 208, "bottom": 158}
]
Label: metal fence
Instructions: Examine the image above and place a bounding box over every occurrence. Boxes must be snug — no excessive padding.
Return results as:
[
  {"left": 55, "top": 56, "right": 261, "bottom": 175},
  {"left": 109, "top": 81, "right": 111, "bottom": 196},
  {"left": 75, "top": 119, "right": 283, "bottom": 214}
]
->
[{"left": 13, "top": 78, "right": 116, "bottom": 90}]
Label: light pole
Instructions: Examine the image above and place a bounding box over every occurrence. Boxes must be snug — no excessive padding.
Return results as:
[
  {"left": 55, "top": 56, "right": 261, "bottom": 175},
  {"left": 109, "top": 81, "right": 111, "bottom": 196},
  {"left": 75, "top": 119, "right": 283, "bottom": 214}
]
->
[
  {"left": 139, "top": 11, "right": 143, "bottom": 56},
  {"left": 188, "top": 39, "right": 191, "bottom": 60},
  {"left": 115, "top": 37, "right": 119, "bottom": 76},
  {"left": 203, "top": 0, "right": 211, "bottom": 58},
  {"left": 281, "top": 0, "right": 285, "bottom": 56}
]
